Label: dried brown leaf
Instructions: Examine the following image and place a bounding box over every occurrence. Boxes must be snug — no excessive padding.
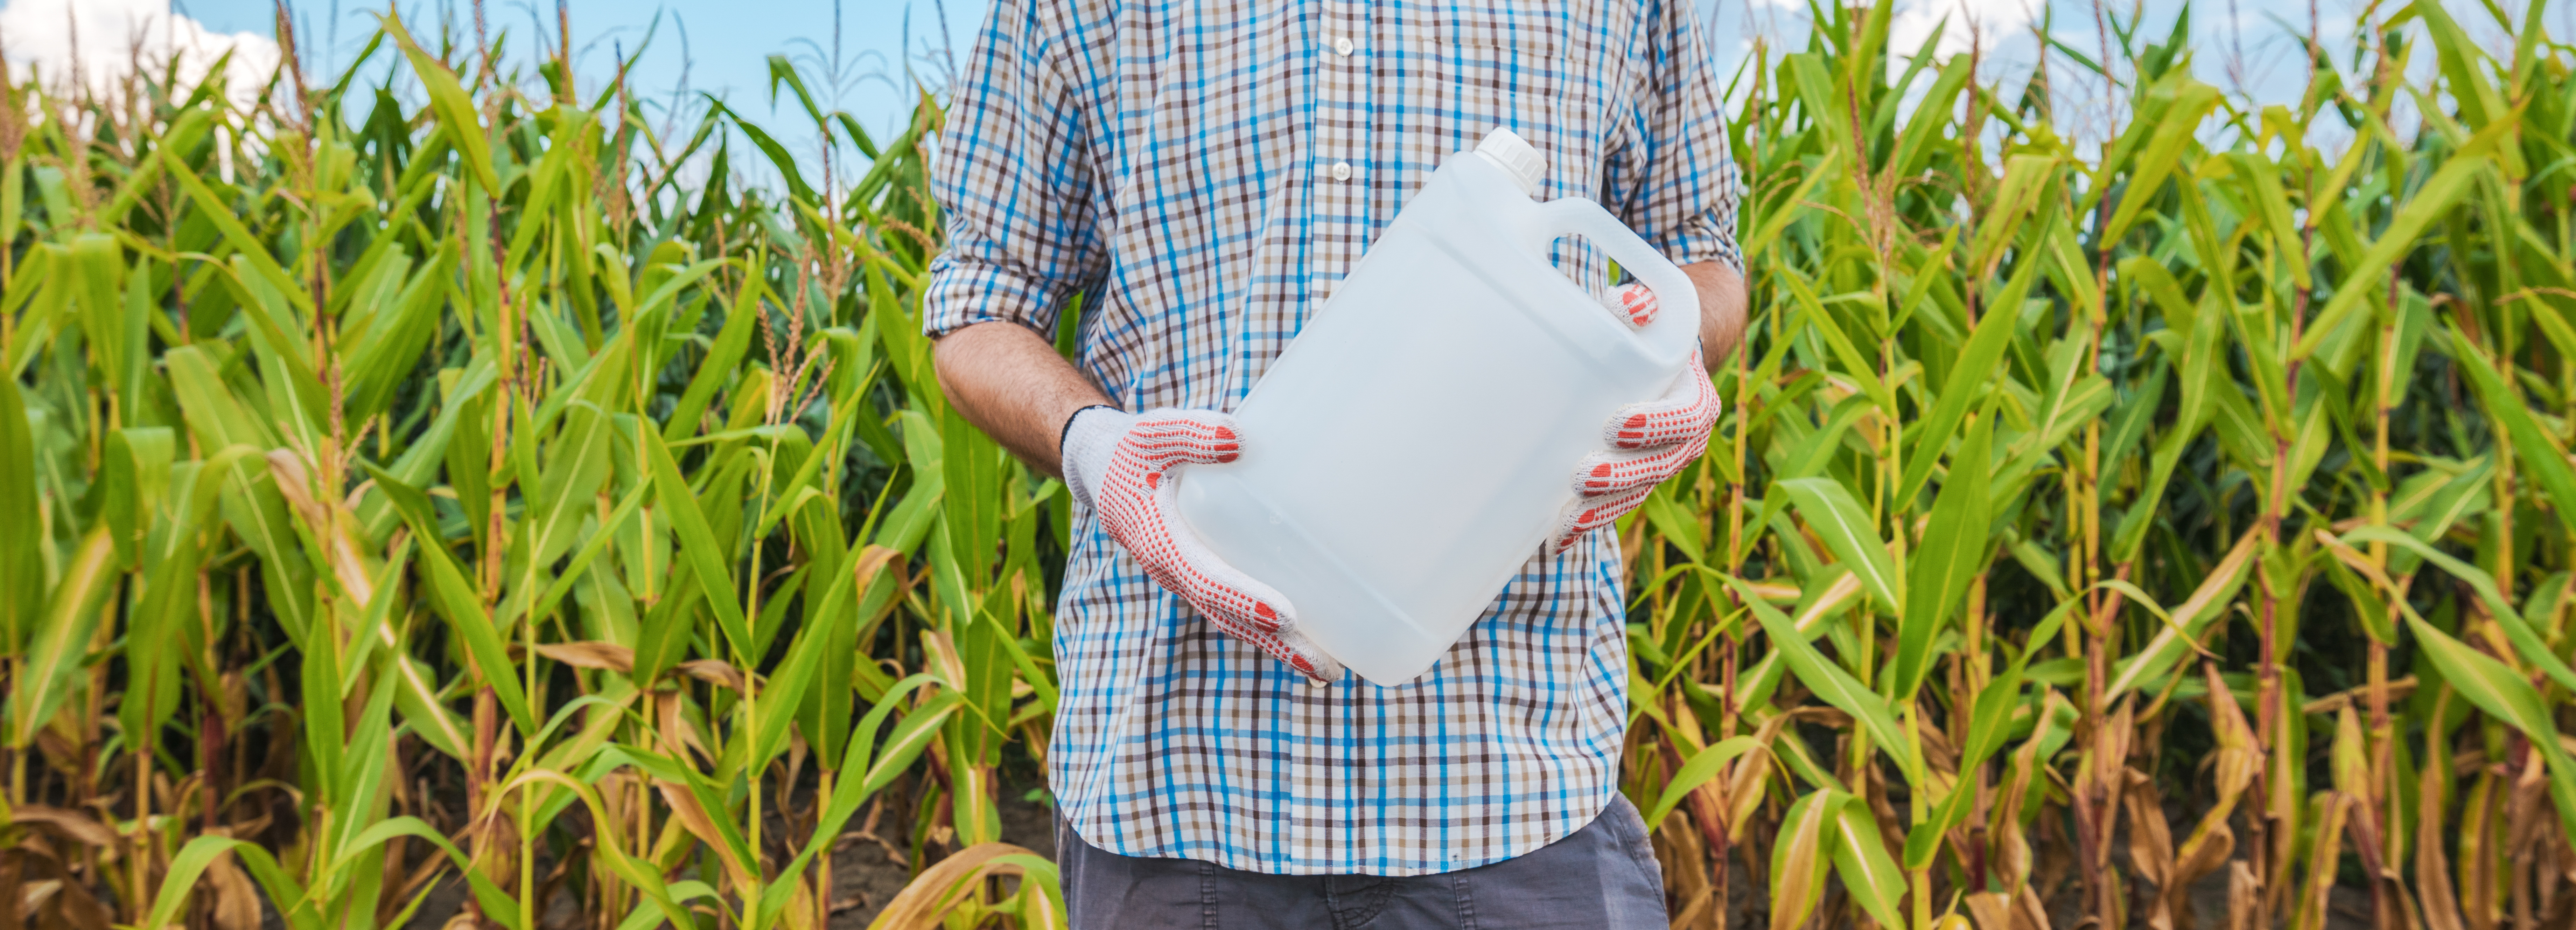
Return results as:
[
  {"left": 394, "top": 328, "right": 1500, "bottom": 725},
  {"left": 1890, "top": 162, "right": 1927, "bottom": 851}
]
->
[
  {"left": 6, "top": 807, "right": 113, "bottom": 849},
  {"left": 534, "top": 640, "right": 636, "bottom": 672},
  {"left": 2123, "top": 768, "right": 2176, "bottom": 890},
  {"left": 2293, "top": 791, "right": 2352, "bottom": 930},
  {"left": 866, "top": 842, "right": 1051, "bottom": 930},
  {"left": 2227, "top": 861, "right": 2260, "bottom": 930},
  {"left": 677, "top": 659, "right": 750, "bottom": 692},
  {"left": 1966, "top": 892, "right": 2017, "bottom": 930},
  {"left": 201, "top": 849, "right": 263, "bottom": 930}
]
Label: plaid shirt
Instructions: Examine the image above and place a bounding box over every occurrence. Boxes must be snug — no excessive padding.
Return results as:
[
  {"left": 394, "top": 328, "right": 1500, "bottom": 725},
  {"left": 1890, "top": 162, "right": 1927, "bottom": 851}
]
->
[{"left": 923, "top": 0, "right": 1743, "bottom": 876}]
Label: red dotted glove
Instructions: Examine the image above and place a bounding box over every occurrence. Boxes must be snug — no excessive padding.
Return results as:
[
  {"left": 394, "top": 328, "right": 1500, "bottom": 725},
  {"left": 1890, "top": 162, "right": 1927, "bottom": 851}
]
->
[
  {"left": 1061, "top": 408, "right": 1343, "bottom": 683},
  {"left": 1550, "top": 283, "right": 1720, "bottom": 553}
]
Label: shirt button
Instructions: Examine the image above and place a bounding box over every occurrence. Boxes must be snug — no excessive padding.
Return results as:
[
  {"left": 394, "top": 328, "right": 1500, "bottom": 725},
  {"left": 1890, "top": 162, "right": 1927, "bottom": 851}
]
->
[
  {"left": 1330, "top": 161, "right": 1353, "bottom": 181},
  {"left": 1333, "top": 36, "right": 1355, "bottom": 56}
]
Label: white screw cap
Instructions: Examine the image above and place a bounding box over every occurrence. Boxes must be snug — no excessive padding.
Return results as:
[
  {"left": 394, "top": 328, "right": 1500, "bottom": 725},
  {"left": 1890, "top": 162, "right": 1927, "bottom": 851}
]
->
[{"left": 1472, "top": 127, "right": 1545, "bottom": 197}]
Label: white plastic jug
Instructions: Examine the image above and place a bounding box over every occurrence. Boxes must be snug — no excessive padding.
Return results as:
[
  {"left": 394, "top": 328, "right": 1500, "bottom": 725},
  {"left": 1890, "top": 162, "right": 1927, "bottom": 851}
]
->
[{"left": 1172, "top": 128, "right": 1704, "bottom": 685}]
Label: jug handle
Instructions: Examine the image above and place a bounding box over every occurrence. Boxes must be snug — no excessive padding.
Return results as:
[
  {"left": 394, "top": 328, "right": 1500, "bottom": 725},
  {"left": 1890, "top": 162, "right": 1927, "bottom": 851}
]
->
[{"left": 1528, "top": 198, "right": 1702, "bottom": 356}]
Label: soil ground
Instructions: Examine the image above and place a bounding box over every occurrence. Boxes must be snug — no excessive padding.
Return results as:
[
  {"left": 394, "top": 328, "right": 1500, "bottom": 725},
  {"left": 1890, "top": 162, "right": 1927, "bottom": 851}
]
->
[
  {"left": 393, "top": 788, "right": 2403, "bottom": 929},
  {"left": 398, "top": 780, "right": 1059, "bottom": 929}
]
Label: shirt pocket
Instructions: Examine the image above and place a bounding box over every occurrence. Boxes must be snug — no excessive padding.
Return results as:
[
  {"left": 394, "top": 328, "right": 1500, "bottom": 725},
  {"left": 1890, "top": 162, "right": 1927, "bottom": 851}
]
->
[{"left": 1388, "top": 1, "right": 1611, "bottom": 203}]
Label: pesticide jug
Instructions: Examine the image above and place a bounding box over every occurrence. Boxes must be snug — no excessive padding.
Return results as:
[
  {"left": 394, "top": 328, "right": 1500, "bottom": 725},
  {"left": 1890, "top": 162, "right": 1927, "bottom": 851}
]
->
[{"left": 1172, "top": 128, "right": 1703, "bottom": 686}]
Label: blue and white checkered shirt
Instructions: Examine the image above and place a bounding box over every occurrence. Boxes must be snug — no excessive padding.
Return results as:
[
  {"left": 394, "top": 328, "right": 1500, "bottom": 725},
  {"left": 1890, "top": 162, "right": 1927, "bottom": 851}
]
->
[{"left": 923, "top": 0, "right": 1743, "bottom": 876}]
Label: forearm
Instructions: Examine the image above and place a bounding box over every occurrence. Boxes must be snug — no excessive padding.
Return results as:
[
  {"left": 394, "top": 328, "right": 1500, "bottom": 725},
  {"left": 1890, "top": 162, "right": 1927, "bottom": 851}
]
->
[
  {"left": 931, "top": 320, "right": 1115, "bottom": 477},
  {"left": 1682, "top": 260, "right": 1748, "bottom": 372},
  {"left": 932, "top": 260, "right": 1740, "bottom": 476}
]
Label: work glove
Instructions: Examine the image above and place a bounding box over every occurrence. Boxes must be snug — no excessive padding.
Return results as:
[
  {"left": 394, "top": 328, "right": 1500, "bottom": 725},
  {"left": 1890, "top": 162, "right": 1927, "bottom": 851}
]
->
[
  {"left": 1061, "top": 408, "right": 1345, "bottom": 683},
  {"left": 1549, "top": 282, "right": 1721, "bottom": 553}
]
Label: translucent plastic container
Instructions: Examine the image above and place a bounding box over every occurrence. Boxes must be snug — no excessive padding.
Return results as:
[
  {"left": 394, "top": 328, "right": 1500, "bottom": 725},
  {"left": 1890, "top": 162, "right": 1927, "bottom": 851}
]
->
[{"left": 1172, "top": 129, "right": 1703, "bottom": 685}]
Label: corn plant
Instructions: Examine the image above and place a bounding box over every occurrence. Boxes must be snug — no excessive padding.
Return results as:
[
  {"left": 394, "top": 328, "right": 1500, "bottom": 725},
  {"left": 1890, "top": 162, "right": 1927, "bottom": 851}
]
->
[
  {"left": 1620, "top": 2, "right": 2576, "bottom": 929},
  {"left": 0, "top": 5, "right": 1060, "bottom": 929}
]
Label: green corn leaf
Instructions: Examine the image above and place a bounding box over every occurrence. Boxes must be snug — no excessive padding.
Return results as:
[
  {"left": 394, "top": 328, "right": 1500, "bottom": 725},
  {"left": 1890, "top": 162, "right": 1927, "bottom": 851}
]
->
[
  {"left": 326, "top": 671, "right": 404, "bottom": 857},
  {"left": 513, "top": 476, "right": 652, "bottom": 634},
  {"left": 1895, "top": 262, "right": 2027, "bottom": 507},
  {"left": 1904, "top": 778, "right": 1973, "bottom": 871},
  {"left": 10, "top": 528, "right": 117, "bottom": 749},
  {"left": 2222, "top": 152, "right": 2308, "bottom": 289},
  {"left": 757, "top": 676, "right": 949, "bottom": 922},
  {"left": 2406, "top": 612, "right": 2576, "bottom": 843},
  {"left": 2112, "top": 306, "right": 2225, "bottom": 563},
  {"left": 68, "top": 234, "right": 136, "bottom": 399},
  {"left": 1742, "top": 150, "right": 1843, "bottom": 261},
  {"left": 2104, "top": 529, "right": 2261, "bottom": 698},
  {"left": 2409, "top": 0, "right": 2510, "bottom": 140},
  {"left": 800, "top": 546, "right": 904, "bottom": 764},
  {"left": 1750, "top": 394, "right": 1874, "bottom": 537},
  {"left": 2446, "top": 326, "right": 2576, "bottom": 543},
  {"left": 141, "top": 836, "right": 312, "bottom": 930},
  {"left": 1889, "top": 57, "right": 1973, "bottom": 178},
  {"left": 706, "top": 97, "right": 822, "bottom": 208},
  {"left": 0, "top": 373, "right": 43, "bottom": 650},
  {"left": 159, "top": 150, "right": 310, "bottom": 315},
  {"left": 1894, "top": 409, "right": 1992, "bottom": 700},
  {"left": 401, "top": 506, "right": 540, "bottom": 738},
  {"left": 516, "top": 400, "right": 616, "bottom": 577},
  {"left": 327, "top": 816, "right": 536, "bottom": 930},
  {"left": 2346, "top": 526, "right": 2576, "bottom": 694},
  {"left": 642, "top": 427, "right": 754, "bottom": 661},
  {"left": 1964, "top": 599, "right": 2077, "bottom": 770},
  {"left": 390, "top": 652, "right": 472, "bottom": 760},
  {"left": 1969, "top": 155, "right": 2059, "bottom": 273},
  {"left": 664, "top": 270, "right": 767, "bottom": 444},
  {"left": 100, "top": 428, "right": 174, "bottom": 568},
  {"left": 490, "top": 769, "right": 683, "bottom": 930},
  {"left": 0, "top": 157, "right": 19, "bottom": 252},
  {"left": 1782, "top": 269, "right": 1897, "bottom": 414},
  {"left": 2118, "top": 256, "right": 2196, "bottom": 337},
  {"left": 1642, "top": 484, "right": 1708, "bottom": 565},
  {"left": 121, "top": 446, "right": 264, "bottom": 744},
  {"left": 380, "top": 13, "right": 498, "bottom": 193},
  {"left": 1646, "top": 736, "right": 1763, "bottom": 830},
  {"left": 165, "top": 346, "right": 278, "bottom": 450},
  {"left": 1832, "top": 794, "right": 1907, "bottom": 930},
  {"left": 345, "top": 246, "right": 458, "bottom": 424},
  {"left": 119, "top": 520, "right": 201, "bottom": 759},
  {"left": 1777, "top": 478, "right": 1903, "bottom": 616},
  {"left": 1769, "top": 790, "right": 1840, "bottom": 930},
  {"left": 863, "top": 690, "right": 966, "bottom": 796},
  {"left": 1725, "top": 573, "right": 1920, "bottom": 782},
  {"left": 2101, "top": 80, "right": 2222, "bottom": 243},
  {"left": 2292, "top": 151, "right": 2490, "bottom": 360}
]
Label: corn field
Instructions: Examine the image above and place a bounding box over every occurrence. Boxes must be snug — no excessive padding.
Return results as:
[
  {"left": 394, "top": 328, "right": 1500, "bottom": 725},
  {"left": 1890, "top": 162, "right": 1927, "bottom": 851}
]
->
[{"left": 2, "top": 0, "right": 2573, "bottom": 928}]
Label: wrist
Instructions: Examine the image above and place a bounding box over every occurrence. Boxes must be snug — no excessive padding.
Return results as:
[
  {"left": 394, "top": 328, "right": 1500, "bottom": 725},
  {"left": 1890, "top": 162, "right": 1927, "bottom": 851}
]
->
[
  {"left": 1059, "top": 404, "right": 1116, "bottom": 456},
  {"left": 1058, "top": 405, "right": 1129, "bottom": 508}
]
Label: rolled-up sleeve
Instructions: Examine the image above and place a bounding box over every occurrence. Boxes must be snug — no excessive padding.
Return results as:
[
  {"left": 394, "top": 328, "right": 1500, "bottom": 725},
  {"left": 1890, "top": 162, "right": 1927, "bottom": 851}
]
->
[
  {"left": 1602, "top": 0, "right": 1744, "bottom": 277},
  {"left": 920, "top": 0, "right": 1104, "bottom": 339}
]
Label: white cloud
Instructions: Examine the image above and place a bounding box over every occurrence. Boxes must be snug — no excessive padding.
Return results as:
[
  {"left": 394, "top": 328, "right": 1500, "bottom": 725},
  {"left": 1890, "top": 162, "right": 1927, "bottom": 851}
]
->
[
  {"left": 1890, "top": 0, "right": 2036, "bottom": 62},
  {"left": 0, "top": 0, "right": 281, "bottom": 111}
]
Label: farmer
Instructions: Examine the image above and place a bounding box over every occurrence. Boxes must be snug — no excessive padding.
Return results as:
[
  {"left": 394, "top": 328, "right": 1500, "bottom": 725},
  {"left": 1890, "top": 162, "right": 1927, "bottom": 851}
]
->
[{"left": 921, "top": 0, "right": 1747, "bottom": 924}]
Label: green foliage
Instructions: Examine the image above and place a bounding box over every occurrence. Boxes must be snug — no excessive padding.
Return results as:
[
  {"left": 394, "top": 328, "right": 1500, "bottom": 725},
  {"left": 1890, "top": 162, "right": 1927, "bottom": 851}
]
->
[
  {"left": 1621, "top": 3, "right": 2576, "bottom": 928},
  {"left": 0, "top": 9, "right": 1054, "bottom": 929}
]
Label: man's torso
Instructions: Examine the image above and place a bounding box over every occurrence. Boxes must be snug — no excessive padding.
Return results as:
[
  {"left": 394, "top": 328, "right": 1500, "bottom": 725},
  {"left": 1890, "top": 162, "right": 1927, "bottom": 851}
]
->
[{"left": 925, "top": 0, "right": 1737, "bottom": 875}]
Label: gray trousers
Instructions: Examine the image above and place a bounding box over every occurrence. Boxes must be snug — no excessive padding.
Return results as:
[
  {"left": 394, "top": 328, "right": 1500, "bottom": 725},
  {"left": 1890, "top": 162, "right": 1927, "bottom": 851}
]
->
[{"left": 1056, "top": 794, "right": 1667, "bottom": 929}]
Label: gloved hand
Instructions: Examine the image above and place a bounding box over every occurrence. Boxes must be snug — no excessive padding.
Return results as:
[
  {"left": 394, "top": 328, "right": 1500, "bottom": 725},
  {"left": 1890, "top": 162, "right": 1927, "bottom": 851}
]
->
[
  {"left": 1061, "top": 408, "right": 1344, "bottom": 683},
  {"left": 1550, "top": 283, "right": 1720, "bottom": 553}
]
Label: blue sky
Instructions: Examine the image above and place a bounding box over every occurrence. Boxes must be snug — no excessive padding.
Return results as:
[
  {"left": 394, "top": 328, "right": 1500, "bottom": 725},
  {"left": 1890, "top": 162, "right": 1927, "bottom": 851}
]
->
[
  {"left": 145, "top": 0, "right": 2391, "bottom": 133},
  {"left": 172, "top": 0, "right": 980, "bottom": 139},
  {"left": 5, "top": 0, "right": 2528, "bottom": 187}
]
